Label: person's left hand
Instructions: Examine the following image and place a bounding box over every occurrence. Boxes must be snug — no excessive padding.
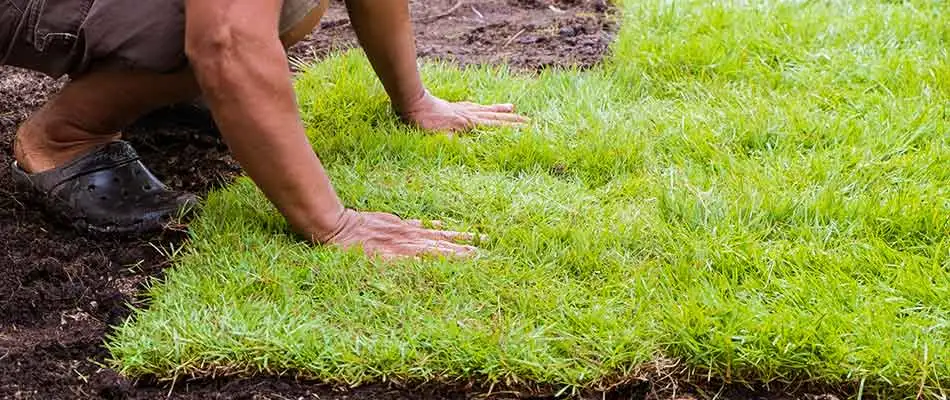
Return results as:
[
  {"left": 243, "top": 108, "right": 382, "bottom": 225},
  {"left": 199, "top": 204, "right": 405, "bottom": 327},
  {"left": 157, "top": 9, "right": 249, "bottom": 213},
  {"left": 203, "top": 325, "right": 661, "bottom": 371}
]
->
[{"left": 399, "top": 91, "right": 530, "bottom": 133}]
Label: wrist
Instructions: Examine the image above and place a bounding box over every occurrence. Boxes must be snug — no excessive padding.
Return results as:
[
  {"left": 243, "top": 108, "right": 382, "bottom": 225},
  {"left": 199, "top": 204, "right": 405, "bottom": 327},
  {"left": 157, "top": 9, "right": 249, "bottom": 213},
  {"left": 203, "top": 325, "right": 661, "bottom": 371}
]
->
[
  {"left": 394, "top": 87, "right": 429, "bottom": 118},
  {"left": 303, "top": 206, "right": 354, "bottom": 244}
]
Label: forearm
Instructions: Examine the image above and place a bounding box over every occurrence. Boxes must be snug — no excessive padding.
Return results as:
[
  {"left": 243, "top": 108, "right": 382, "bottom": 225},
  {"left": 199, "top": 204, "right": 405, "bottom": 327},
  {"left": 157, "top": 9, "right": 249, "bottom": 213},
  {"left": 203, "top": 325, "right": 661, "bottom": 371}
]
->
[
  {"left": 187, "top": 27, "right": 345, "bottom": 242},
  {"left": 344, "top": 0, "right": 425, "bottom": 114}
]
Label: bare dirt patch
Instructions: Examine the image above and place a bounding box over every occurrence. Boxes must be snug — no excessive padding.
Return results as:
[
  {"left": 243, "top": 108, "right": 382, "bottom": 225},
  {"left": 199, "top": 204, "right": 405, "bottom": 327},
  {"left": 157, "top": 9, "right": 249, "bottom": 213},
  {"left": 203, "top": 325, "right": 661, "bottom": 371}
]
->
[{"left": 288, "top": 0, "right": 617, "bottom": 70}]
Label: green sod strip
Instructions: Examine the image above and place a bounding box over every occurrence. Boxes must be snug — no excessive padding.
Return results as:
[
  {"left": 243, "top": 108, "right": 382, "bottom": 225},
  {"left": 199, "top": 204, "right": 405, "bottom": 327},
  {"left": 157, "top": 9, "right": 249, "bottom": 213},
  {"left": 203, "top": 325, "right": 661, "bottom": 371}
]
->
[{"left": 108, "top": 0, "right": 950, "bottom": 396}]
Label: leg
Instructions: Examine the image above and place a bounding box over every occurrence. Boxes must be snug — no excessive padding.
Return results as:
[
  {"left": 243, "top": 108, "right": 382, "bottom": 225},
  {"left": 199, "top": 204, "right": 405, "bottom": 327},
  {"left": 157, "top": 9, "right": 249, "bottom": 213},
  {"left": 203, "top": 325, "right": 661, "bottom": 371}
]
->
[
  {"left": 13, "top": 69, "right": 200, "bottom": 173},
  {"left": 14, "top": 0, "right": 328, "bottom": 173}
]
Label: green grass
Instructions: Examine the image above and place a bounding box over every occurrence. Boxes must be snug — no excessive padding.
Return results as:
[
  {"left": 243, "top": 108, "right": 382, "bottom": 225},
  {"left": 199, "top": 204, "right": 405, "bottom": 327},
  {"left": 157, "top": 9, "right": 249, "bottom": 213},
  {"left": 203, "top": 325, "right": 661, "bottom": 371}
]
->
[{"left": 108, "top": 0, "right": 950, "bottom": 397}]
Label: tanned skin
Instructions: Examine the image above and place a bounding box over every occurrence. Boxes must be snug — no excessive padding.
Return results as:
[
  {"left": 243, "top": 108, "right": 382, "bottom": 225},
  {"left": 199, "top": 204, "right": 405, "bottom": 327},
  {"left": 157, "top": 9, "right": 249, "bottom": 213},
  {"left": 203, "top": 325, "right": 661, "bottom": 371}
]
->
[
  {"left": 14, "top": 0, "right": 526, "bottom": 259},
  {"left": 182, "top": 0, "right": 528, "bottom": 259}
]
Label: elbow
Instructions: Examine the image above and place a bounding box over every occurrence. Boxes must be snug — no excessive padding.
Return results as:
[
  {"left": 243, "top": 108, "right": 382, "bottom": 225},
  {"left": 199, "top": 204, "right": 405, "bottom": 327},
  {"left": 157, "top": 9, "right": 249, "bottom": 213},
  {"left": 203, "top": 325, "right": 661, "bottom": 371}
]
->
[
  {"left": 185, "top": 24, "right": 248, "bottom": 74},
  {"left": 184, "top": 20, "right": 287, "bottom": 98}
]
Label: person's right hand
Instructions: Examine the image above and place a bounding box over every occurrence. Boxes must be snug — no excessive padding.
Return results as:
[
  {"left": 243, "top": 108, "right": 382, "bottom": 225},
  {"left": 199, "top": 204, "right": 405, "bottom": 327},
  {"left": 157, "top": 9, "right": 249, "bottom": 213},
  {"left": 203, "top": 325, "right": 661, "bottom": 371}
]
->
[{"left": 324, "top": 209, "right": 479, "bottom": 260}]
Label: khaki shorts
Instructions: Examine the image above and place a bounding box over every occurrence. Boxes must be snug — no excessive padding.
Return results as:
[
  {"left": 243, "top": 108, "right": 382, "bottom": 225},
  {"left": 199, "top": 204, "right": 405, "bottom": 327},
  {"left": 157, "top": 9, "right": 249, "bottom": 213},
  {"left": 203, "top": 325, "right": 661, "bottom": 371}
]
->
[{"left": 0, "top": 0, "right": 321, "bottom": 78}]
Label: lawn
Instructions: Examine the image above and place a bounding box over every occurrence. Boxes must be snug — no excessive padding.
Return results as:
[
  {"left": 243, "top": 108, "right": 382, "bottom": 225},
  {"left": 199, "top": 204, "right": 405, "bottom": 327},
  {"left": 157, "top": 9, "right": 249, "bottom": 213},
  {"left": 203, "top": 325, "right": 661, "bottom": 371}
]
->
[{"left": 108, "top": 0, "right": 950, "bottom": 397}]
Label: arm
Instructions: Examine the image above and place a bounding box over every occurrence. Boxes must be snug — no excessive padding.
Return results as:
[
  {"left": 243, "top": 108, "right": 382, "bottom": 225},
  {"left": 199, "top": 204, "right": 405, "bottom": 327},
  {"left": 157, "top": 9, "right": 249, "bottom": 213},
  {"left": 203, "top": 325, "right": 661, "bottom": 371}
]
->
[
  {"left": 184, "top": 0, "right": 475, "bottom": 259},
  {"left": 185, "top": 0, "right": 344, "bottom": 242},
  {"left": 344, "top": 0, "right": 529, "bottom": 131}
]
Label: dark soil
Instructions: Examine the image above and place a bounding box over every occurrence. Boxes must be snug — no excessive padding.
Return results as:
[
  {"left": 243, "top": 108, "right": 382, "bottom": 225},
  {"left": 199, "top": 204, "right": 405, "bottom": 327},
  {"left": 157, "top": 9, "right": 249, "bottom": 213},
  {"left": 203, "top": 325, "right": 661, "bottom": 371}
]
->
[
  {"left": 0, "top": 1, "right": 846, "bottom": 399},
  {"left": 287, "top": 0, "right": 618, "bottom": 70}
]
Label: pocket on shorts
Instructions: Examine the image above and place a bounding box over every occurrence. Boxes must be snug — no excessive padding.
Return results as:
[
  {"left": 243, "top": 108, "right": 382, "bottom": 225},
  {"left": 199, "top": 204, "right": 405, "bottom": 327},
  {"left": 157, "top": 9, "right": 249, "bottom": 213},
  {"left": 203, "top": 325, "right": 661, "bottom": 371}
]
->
[{"left": 23, "top": 0, "right": 91, "bottom": 53}]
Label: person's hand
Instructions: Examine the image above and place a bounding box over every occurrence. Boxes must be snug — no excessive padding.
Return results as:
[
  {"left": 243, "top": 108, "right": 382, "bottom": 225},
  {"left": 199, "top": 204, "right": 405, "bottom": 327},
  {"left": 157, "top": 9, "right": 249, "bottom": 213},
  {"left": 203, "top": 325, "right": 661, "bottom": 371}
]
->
[
  {"left": 399, "top": 91, "right": 529, "bottom": 133},
  {"left": 324, "top": 209, "right": 479, "bottom": 260}
]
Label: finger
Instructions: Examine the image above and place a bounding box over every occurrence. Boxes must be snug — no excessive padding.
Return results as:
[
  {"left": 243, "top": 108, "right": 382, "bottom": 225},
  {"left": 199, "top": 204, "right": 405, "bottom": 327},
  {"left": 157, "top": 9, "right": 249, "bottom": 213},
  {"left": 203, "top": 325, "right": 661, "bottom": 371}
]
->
[
  {"left": 463, "top": 118, "right": 519, "bottom": 128},
  {"left": 477, "top": 103, "right": 516, "bottom": 113},
  {"left": 459, "top": 102, "right": 515, "bottom": 112},
  {"left": 370, "top": 244, "right": 424, "bottom": 262},
  {"left": 436, "top": 241, "right": 479, "bottom": 257},
  {"left": 371, "top": 239, "right": 477, "bottom": 261},
  {"left": 405, "top": 219, "right": 444, "bottom": 229},
  {"left": 411, "top": 240, "right": 478, "bottom": 258},
  {"left": 422, "top": 229, "right": 477, "bottom": 243},
  {"left": 471, "top": 111, "right": 530, "bottom": 123}
]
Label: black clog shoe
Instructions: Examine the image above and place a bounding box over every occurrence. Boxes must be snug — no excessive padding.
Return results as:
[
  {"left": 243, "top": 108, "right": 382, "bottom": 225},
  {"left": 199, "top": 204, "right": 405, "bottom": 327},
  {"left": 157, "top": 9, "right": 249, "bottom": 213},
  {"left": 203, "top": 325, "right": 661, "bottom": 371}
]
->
[{"left": 11, "top": 140, "right": 199, "bottom": 235}]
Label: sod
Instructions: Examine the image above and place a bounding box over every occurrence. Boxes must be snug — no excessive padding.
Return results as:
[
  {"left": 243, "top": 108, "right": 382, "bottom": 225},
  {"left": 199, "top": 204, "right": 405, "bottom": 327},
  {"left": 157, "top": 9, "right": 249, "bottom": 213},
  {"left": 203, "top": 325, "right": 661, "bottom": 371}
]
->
[{"left": 108, "top": 0, "right": 950, "bottom": 397}]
